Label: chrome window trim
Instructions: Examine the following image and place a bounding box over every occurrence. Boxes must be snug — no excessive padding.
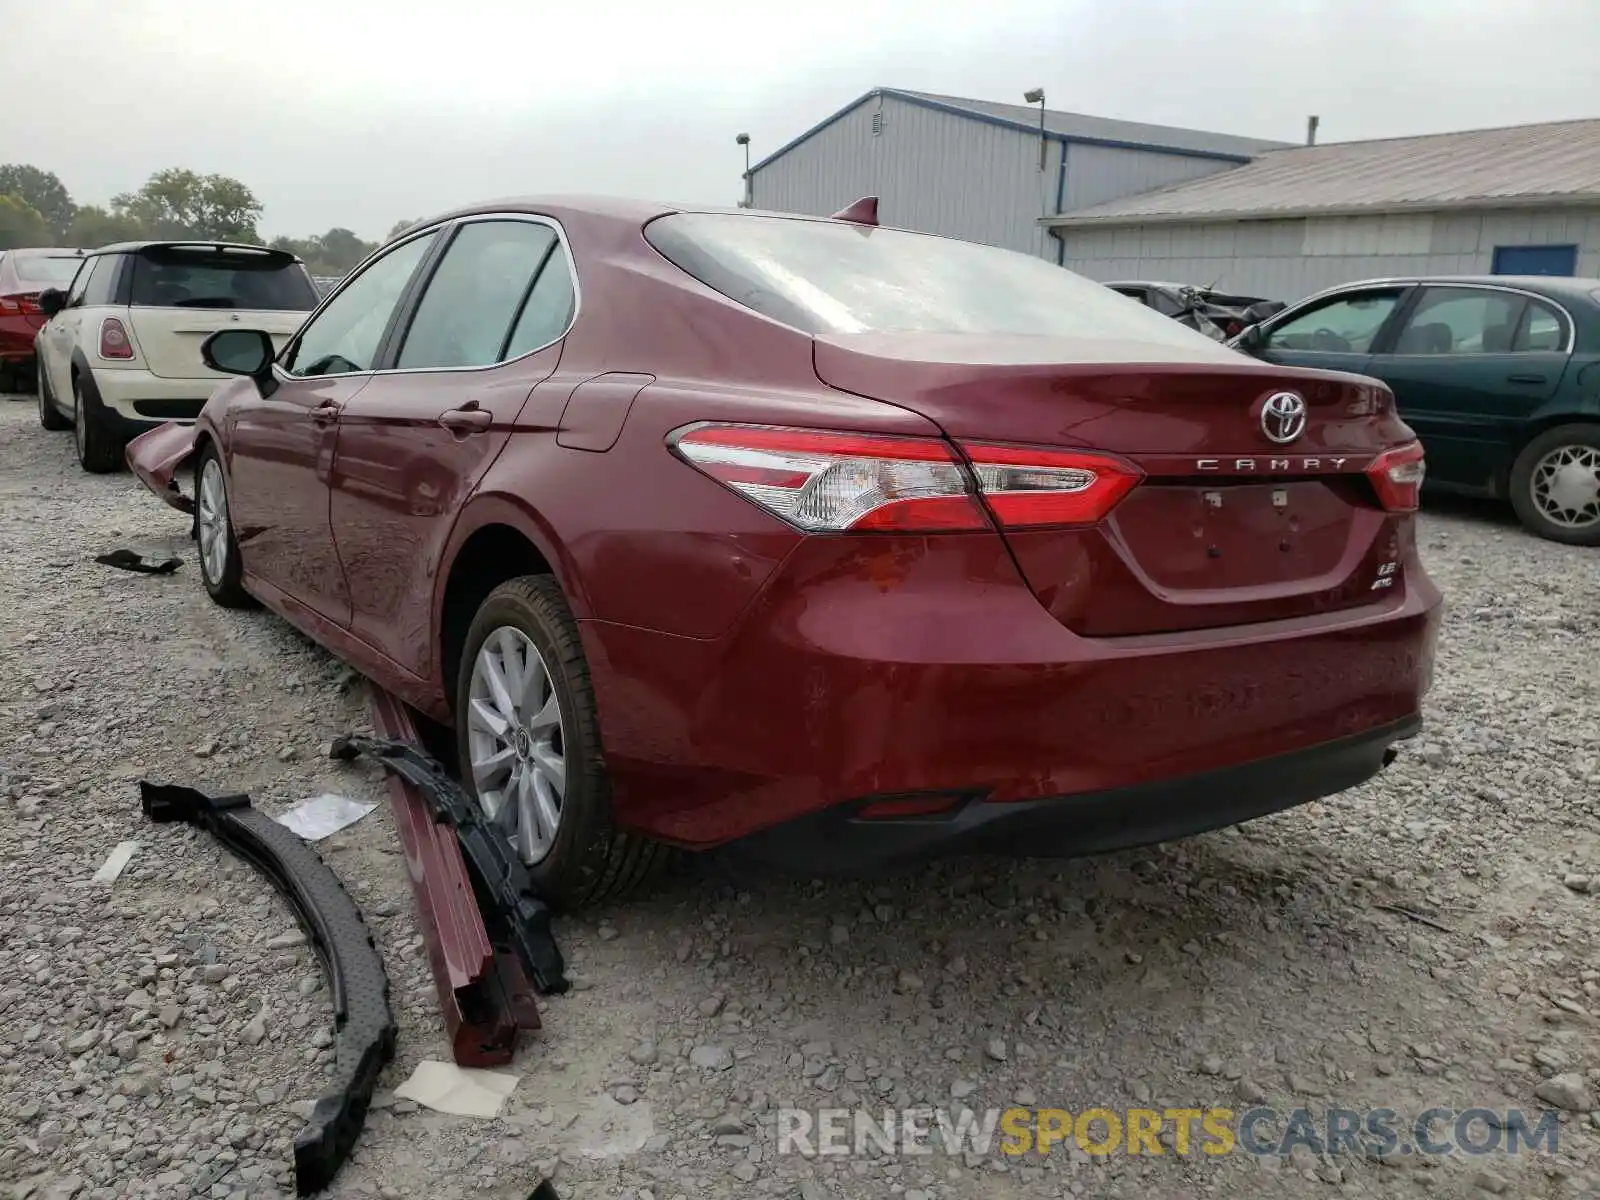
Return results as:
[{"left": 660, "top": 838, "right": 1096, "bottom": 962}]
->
[{"left": 274, "top": 212, "right": 581, "bottom": 382}]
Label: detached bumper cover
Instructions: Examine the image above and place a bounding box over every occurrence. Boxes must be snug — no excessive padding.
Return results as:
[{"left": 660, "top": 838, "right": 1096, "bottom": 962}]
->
[
  {"left": 140, "top": 782, "right": 397, "bottom": 1197},
  {"left": 329, "top": 734, "right": 568, "bottom": 995},
  {"left": 124, "top": 420, "right": 201, "bottom": 513}
]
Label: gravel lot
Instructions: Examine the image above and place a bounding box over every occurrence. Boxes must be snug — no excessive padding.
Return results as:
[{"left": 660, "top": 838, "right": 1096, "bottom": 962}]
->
[{"left": 3, "top": 393, "right": 1599, "bottom": 1200}]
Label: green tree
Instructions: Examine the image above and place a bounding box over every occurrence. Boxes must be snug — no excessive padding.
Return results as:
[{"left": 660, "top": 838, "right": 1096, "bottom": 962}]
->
[
  {"left": 386, "top": 219, "right": 416, "bottom": 241},
  {"left": 0, "top": 195, "right": 50, "bottom": 250},
  {"left": 316, "top": 228, "right": 372, "bottom": 272},
  {"left": 0, "top": 165, "right": 75, "bottom": 239},
  {"left": 65, "top": 204, "right": 144, "bottom": 248},
  {"left": 111, "top": 168, "right": 264, "bottom": 242}
]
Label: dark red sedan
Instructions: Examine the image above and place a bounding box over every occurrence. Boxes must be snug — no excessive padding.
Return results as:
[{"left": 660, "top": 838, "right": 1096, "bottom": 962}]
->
[
  {"left": 126, "top": 197, "right": 1442, "bottom": 909},
  {"left": 0, "top": 246, "right": 84, "bottom": 392}
]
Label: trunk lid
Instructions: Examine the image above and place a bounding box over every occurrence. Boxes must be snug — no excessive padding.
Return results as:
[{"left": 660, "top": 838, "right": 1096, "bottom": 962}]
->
[
  {"left": 813, "top": 332, "right": 1418, "bottom": 636},
  {"left": 126, "top": 308, "right": 302, "bottom": 379},
  {"left": 124, "top": 244, "right": 316, "bottom": 379}
]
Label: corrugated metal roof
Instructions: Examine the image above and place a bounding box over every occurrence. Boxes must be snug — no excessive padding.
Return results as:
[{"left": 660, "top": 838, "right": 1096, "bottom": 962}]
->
[
  {"left": 1046, "top": 118, "right": 1600, "bottom": 225},
  {"left": 894, "top": 90, "right": 1291, "bottom": 159}
]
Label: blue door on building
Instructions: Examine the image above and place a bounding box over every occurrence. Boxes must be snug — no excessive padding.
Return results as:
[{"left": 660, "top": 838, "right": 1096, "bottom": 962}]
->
[{"left": 1491, "top": 244, "right": 1578, "bottom": 276}]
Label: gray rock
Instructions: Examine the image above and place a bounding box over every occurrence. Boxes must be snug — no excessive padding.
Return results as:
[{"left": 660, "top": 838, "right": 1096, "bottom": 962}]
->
[
  {"left": 690, "top": 1044, "right": 734, "bottom": 1071},
  {"left": 1535, "top": 1073, "right": 1593, "bottom": 1112}
]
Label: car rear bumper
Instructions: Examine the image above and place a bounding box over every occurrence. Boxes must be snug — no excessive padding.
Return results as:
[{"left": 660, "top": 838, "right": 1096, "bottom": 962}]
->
[
  {"left": 0, "top": 315, "right": 42, "bottom": 362},
  {"left": 580, "top": 533, "right": 1442, "bottom": 859},
  {"left": 91, "top": 367, "right": 216, "bottom": 426},
  {"left": 724, "top": 716, "right": 1417, "bottom": 873}
]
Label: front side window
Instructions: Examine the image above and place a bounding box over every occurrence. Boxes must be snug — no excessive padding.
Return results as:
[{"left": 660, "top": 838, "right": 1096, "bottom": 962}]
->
[
  {"left": 1265, "top": 291, "right": 1402, "bottom": 354},
  {"left": 285, "top": 232, "right": 438, "bottom": 378},
  {"left": 645, "top": 212, "right": 1223, "bottom": 349},
  {"left": 64, "top": 259, "right": 94, "bottom": 307},
  {"left": 396, "top": 220, "right": 559, "bottom": 369},
  {"left": 1391, "top": 288, "right": 1526, "bottom": 355}
]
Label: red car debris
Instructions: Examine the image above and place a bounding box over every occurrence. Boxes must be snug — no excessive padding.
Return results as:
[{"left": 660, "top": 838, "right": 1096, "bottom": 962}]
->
[{"left": 126, "top": 196, "right": 1442, "bottom": 909}]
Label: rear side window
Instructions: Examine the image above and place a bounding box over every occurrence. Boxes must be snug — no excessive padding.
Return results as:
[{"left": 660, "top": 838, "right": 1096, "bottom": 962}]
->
[
  {"left": 82, "top": 256, "right": 120, "bottom": 307},
  {"left": 129, "top": 248, "right": 318, "bottom": 311},
  {"left": 14, "top": 253, "right": 85, "bottom": 286},
  {"left": 644, "top": 212, "right": 1215, "bottom": 346}
]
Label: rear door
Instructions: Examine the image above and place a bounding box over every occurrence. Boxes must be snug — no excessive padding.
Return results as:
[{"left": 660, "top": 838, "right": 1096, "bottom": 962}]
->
[
  {"left": 329, "top": 216, "right": 576, "bottom": 680},
  {"left": 121, "top": 245, "right": 318, "bottom": 379},
  {"left": 1361, "top": 285, "right": 1570, "bottom": 489},
  {"left": 1254, "top": 285, "right": 1413, "bottom": 379}
]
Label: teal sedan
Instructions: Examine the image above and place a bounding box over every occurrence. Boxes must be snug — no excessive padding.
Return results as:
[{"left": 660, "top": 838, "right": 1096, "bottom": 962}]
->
[{"left": 1234, "top": 275, "right": 1600, "bottom": 545}]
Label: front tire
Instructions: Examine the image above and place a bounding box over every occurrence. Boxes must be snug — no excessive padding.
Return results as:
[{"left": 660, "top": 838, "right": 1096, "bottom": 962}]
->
[
  {"left": 38, "top": 367, "right": 69, "bottom": 431},
  {"left": 194, "top": 445, "right": 253, "bottom": 608},
  {"left": 454, "top": 575, "right": 670, "bottom": 911},
  {"left": 72, "top": 373, "right": 121, "bottom": 473},
  {"left": 1509, "top": 424, "right": 1600, "bottom": 546}
]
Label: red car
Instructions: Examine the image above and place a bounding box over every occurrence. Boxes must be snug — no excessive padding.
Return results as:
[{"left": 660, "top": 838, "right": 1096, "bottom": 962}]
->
[
  {"left": 126, "top": 197, "right": 1442, "bottom": 909},
  {"left": 0, "top": 247, "right": 84, "bottom": 392}
]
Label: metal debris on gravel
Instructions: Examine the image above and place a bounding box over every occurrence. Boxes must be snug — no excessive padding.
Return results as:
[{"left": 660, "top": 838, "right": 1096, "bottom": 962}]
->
[{"left": 2, "top": 396, "right": 1599, "bottom": 1198}]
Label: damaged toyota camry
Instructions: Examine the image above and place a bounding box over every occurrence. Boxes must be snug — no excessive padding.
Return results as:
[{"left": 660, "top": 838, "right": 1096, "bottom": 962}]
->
[{"left": 125, "top": 196, "right": 1442, "bottom": 909}]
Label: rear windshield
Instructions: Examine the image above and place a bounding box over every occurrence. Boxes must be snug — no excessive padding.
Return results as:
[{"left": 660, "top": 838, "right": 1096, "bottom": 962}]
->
[
  {"left": 644, "top": 212, "right": 1215, "bottom": 346},
  {"left": 14, "top": 253, "right": 84, "bottom": 285},
  {"left": 129, "top": 248, "right": 318, "bottom": 311}
]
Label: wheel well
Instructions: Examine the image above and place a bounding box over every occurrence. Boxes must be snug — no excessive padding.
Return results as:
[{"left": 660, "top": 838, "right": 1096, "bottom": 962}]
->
[{"left": 438, "top": 524, "right": 554, "bottom": 710}]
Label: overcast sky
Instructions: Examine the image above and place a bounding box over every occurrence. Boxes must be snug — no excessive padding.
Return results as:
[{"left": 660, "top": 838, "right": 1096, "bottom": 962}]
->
[{"left": 3, "top": 0, "right": 1597, "bottom": 240}]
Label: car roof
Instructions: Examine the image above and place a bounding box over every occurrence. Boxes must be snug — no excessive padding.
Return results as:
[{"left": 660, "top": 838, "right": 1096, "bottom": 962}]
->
[
  {"left": 86, "top": 240, "right": 299, "bottom": 258},
  {"left": 400, "top": 194, "right": 908, "bottom": 240},
  {"left": 1316, "top": 273, "right": 1600, "bottom": 300}
]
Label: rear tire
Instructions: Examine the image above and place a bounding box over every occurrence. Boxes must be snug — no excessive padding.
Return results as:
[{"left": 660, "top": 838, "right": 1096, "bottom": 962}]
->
[
  {"left": 194, "top": 444, "right": 254, "bottom": 608},
  {"left": 454, "top": 575, "right": 672, "bottom": 911},
  {"left": 1509, "top": 424, "right": 1600, "bottom": 546},
  {"left": 72, "top": 373, "right": 121, "bottom": 473},
  {"left": 37, "top": 368, "right": 69, "bottom": 431}
]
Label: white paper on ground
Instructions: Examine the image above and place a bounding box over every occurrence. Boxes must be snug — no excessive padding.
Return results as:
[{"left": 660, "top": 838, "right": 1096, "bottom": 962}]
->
[
  {"left": 92, "top": 840, "right": 140, "bottom": 883},
  {"left": 274, "top": 793, "right": 376, "bottom": 841},
  {"left": 392, "top": 1060, "right": 521, "bottom": 1118}
]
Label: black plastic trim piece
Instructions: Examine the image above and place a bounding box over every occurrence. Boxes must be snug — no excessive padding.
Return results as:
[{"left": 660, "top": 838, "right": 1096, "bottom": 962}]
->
[
  {"left": 328, "top": 735, "right": 569, "bottom": 995},
  {"left": 140, "top": 782, "right": 398, "bottom": 1196}
]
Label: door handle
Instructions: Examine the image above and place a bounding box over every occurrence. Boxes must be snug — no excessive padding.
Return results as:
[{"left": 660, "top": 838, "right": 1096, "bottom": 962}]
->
[
  {"left": 438, "top": 405, "right": 492, "bottom": 433},
  {"left": 309, "top": 401, "right": 340, "bottom": 424},
  {"left": 1507, "top": 374, "right": 1547, "bottom": 385}
]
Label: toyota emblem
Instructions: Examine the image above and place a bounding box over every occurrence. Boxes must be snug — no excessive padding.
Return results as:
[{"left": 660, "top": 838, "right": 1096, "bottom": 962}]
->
[{"left": 1259, "top": 391, "right": 1308, "bottom": 445}]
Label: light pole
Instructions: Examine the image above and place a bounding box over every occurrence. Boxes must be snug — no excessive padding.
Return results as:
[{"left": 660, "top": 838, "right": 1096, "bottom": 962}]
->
[
  {"left": 736, "top": 133, "right": 752, "bottom": 207},
  {"left": 1023, "top": 88, "right": 1046, "bottom": 172}
]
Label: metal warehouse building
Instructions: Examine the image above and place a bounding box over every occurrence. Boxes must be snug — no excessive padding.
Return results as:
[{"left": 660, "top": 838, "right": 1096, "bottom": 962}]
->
[
  {"left": 1048, "top": 119, "right": 1600, "bottom": 301},
  {"left": 750, "top": 92, "right": 1600, "bottom": 303},
  {"left": 746, "top": 88, "right": 1290, "bottom": 261}
]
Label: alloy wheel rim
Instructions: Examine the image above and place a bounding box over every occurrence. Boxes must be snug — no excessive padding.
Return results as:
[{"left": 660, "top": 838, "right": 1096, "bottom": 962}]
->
[
  {"left": 1530, "top": 444, "right": 1600, "bottom": 530},
  {"left": 466, "top": 626, "right": 567, "bottom": 865},
  {"left": 196, "top": 460, "right": 230, "bottom": 582}
]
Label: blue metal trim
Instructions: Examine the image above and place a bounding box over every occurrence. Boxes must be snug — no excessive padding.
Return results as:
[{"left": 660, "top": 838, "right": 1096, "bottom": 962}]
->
[
  {"left": 1054, "top": 146, "right": 1068, "bottom": 264},
  {"left": 748, "top": 87, "right": 1258, "bottom": 178}
]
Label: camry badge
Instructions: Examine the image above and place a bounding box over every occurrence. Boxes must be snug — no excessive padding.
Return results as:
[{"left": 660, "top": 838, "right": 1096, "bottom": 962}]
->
[{"left": 1260, "top": 392, "right": 1307, "bottom": 445}]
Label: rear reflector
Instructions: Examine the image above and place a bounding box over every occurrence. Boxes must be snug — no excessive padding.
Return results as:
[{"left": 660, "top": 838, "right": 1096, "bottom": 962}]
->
[
  {"left": 854, "top": 794, "right": 963, "bottom": 820},
  {"left": 670, "top": 423, "right": 1143, "bottom": 533},
  {"left": 99, "top": 318, "right": 134, "bottom": 360},
  {"left": 1366, "top": 442, "right": 1426, "bottom": 512}
]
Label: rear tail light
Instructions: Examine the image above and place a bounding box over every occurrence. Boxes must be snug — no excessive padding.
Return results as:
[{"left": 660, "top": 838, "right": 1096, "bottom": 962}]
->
[
  {"left": 0, "top": 292, "right": 41, "bottom": 316},
  {"left": 670, "top": 424, "right": 987, "bottom": 531},
  {"left": 1366, "top": 441, "right": 1426, "bottom": 511},
  {"left": 99, "top": 318, "right": 134, "bottom": 360},
  {"left": 669, "top": 423, "right": 1142, "bottom": 532},
  {"left": 959, "top": 441, "right": 1142, "bottom": 528}
]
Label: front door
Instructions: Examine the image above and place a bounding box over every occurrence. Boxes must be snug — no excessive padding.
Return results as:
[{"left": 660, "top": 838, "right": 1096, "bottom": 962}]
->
[
  {"left": 1363, "top": 285, "right": 1570, "bottom": 490},
  {"left": 1253, "top": 285, "right": 1413, "bottom": 380},
  {"left": 330, "top": 216, "right": 578, "bottom": 682},
  {"left": 226, "top": 228, "right": 443, "bottom": 624}
]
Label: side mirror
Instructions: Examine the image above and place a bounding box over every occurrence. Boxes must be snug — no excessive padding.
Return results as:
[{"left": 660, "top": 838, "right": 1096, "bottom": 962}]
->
[
  {"left": 202, "top": 328, "right": 276, "bottom": 379},
  {"left": 36, "top": 288, "right": 66, "bottom": 318},
  {"left": 1233, "top": 323, "right": 1265, "bottom": 354}
]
